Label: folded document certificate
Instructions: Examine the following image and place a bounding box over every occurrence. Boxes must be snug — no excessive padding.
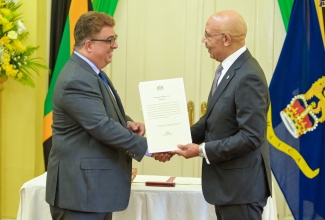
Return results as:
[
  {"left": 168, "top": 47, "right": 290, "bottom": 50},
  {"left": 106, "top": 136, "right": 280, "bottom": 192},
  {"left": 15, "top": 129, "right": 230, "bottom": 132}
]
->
[{"left": 139, "top": 78, "right": 192, "bottom": 153}]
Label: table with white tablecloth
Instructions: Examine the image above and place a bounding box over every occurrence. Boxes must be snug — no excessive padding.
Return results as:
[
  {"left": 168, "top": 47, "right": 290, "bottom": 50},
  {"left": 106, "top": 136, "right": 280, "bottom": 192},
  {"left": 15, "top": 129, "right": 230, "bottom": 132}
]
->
[{"left": 17, "top": 172, "right": 276, "bottom": 220}]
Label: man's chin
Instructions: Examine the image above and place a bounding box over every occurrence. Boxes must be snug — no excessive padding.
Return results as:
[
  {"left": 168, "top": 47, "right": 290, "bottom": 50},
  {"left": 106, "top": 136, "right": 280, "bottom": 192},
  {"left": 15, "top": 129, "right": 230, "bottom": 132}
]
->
[
  {"left": 207, "top": 49, "right": 213, "bottom": 57},
  {"left": 106, "top": 58, "right": 112, "bottom": 64}
]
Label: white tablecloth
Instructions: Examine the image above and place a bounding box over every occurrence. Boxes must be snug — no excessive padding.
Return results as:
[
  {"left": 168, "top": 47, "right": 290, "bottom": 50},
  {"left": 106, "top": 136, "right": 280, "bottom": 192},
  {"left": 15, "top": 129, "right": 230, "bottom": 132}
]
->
[{"left": 17, "top": 173, "right": 276, "bottom": 220}]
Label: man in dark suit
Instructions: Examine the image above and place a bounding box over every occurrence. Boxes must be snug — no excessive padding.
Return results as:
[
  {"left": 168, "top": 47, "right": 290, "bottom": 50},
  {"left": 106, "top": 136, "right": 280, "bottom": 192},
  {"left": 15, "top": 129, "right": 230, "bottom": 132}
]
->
[
  {"left": 46, "top": 11, "right": 170, "bottom": 220},
  {"left": 174, "top": 10, "right": 272, "bottom": 220}
]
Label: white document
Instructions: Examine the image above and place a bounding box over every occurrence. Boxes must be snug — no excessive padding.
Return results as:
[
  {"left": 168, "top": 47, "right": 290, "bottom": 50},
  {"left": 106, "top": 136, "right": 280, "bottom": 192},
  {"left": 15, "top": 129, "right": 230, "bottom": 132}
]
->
[{"left": 139, "top": 78, "right": 192, "bottom": 153}]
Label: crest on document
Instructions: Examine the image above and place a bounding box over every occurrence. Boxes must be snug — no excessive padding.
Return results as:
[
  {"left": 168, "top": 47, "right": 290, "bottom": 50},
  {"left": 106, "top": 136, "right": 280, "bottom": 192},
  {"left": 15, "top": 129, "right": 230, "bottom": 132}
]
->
[
  {"left": 280, "top": 76, "right": 325, "bottom": 138},
  {"left": 157, "top": 85, "right": 164, "bottom": 91}
]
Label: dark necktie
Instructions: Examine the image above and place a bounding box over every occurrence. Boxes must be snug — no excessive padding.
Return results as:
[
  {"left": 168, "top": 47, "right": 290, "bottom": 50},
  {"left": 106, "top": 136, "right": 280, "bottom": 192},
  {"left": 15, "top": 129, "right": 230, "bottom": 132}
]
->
[
  {"left": 212, "top": 64, "right": 223, "bottom": 96},
  {"left": 98, "top": 71, "right": 116, "bottom": 100},
  {"left": 98, "top": 71, "right": 126, "bottom": 126},
  {"left": 98, "top": 71, "right": 109, "bottom": 86}
]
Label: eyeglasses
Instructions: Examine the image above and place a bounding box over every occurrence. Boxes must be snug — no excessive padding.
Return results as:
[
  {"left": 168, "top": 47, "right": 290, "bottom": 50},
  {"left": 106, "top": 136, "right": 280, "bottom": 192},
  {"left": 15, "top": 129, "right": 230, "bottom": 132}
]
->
[
  {"left": 90, "top": 35, "right": 118, "bottom": 47},
  {"left": 203, "top": 32, "right": 224, "bottom": 39}
]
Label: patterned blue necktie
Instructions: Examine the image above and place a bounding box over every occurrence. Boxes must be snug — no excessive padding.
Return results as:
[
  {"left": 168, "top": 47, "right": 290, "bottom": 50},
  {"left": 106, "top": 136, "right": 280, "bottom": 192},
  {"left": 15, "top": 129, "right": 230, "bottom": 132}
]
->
[
  {"left": 98, "top": 71, "right": 109, "bottom": 86},
  {"left": 98, "top": 71, "right": 126, "bottom": 125},
  {"left": 98, "top": 71, "right": 116, "bottom": 100}
]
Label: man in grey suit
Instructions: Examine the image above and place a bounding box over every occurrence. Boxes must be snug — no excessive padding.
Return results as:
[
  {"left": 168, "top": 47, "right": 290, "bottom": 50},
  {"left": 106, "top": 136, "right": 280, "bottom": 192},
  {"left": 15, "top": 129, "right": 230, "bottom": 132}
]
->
[
  {"left": 174, "top": 10, "right": 271, "bottom": 220},
  {"left": 46, "top": 11, "right": 170, "bottom": 220}
]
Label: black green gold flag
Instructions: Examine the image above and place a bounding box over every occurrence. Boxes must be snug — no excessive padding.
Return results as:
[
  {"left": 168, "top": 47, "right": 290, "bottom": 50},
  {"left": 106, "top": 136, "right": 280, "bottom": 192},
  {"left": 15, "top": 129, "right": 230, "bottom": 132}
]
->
[
  {"left": 43, "top": 0, "right": 119, "bottom": 169},
  {"left": 43, "top": 0, "right": 93, "bottom": 169}
]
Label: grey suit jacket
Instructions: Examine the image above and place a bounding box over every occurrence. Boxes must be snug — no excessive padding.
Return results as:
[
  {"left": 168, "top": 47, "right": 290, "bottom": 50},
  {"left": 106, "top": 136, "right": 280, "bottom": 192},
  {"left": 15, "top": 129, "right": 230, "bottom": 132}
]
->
[
  {"left": 46, "top": 53, "right": 147, "bottom": 212},
  {"left": 191, "top": 50, "right": 272, "bottom": 205}
]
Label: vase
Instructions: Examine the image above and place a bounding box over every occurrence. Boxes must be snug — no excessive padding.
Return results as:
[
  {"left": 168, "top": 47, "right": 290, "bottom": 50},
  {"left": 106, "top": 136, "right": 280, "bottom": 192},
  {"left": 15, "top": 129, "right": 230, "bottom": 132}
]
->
[
  {"left": 0, "top": 76, "right": 6, "bottom": 179},
  {"left": 0, "top": 76, "right": 8, "bottom": 92}
]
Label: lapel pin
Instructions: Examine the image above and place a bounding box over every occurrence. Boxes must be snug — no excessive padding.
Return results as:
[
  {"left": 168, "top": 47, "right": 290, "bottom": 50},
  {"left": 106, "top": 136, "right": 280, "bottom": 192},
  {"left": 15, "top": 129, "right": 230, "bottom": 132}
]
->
[{"left": 226, "top": 75, "right": 230, "bottom": 79}]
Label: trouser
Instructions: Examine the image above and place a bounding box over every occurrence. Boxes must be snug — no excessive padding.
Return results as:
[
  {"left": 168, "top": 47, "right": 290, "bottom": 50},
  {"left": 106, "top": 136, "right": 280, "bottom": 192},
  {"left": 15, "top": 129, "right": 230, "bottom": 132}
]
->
[
  {"left": 214, "top": 198, "right": 268, "bottom": 220},
  {"left": 50, "top": 205, "right": 112, "bottom": 220}
]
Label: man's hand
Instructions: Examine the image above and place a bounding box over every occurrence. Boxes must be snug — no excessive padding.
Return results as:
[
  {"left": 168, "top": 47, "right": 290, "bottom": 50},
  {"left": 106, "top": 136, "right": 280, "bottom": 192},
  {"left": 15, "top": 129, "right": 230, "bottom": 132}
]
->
[
  {"left": 173, "top": 144, "right": 200, "bottom": 159},
  {"left": 152, "top": 152, "right": 174, "bottom": 162},
  {"left": 127, "top": 121, "right": 146, "bottom": 136}
]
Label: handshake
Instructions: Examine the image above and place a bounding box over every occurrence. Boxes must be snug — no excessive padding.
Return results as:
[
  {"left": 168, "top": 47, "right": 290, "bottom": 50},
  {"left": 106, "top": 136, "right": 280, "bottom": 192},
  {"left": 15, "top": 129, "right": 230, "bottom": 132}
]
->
[
  {"left": 127, "top": 121, "right": 200, "bottom": 163},
  {"left": 151, "top": 143, "right": 201, "bottom": 163}
]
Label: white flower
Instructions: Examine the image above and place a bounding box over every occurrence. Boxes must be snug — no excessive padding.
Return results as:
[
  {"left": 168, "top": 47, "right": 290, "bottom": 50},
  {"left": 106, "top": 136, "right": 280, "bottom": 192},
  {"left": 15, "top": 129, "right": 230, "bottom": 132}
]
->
[
  {"left": 5, "top": 0, "right": 18, "bottom": 4},
  {"left": 17, "top": 20, "right": 26, "bottom": 34},
  {"left": 7, "top": 30, "right": 17, "bottom": 39}
]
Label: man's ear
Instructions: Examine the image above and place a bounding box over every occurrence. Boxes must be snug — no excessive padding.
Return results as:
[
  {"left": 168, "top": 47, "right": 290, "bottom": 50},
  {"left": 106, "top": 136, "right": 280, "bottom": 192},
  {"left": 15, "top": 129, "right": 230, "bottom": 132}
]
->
[
  {"left": 84, "top": 40, "right": 93, "bottom": 52},
  {"left": 223, "top": 34, "right": 232, "bottom": 46}
]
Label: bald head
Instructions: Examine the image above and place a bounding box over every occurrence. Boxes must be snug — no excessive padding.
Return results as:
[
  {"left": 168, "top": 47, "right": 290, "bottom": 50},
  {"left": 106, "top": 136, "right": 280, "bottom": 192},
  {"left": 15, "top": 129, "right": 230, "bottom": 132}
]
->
[
  {"left": 208, "top": 10, "right": 247, "bottom": 44},
  {"left": 203, "top": 10, "right": 247, "bottom": 61}
]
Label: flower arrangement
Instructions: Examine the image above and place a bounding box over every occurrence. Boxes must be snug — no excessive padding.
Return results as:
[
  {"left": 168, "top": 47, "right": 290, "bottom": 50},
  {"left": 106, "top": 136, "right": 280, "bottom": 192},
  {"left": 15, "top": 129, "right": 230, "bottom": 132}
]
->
[{"left": 0, "top": 0, "right": 47, "bottom": 88}]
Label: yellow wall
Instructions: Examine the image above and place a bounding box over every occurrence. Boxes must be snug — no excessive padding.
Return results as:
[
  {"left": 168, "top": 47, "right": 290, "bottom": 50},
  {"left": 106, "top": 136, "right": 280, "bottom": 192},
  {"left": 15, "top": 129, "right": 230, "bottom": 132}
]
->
[{"left": 0, "top": 0, "right": 49, "bottom": 218}]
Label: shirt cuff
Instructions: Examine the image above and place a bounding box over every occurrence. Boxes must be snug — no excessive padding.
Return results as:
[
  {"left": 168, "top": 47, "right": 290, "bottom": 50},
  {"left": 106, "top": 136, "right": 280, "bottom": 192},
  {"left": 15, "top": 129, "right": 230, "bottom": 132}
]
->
[
  {"left": 200, "top": 143, "right": 210, "bottom": 164},
  {"left": 145, "top": 150, "right": 152, "bottom": 157}
]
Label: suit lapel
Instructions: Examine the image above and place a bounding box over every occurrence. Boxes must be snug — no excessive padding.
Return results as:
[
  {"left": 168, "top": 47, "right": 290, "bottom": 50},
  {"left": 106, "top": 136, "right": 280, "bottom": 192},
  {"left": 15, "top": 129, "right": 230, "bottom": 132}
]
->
[
  {"left": 71, "top": 53, "right": 126, "bottom": 127},
  {"left": 71, "top": 53, "right": 127, "bottom": 127},
  {"left": 205, "top": 50, "right": 252, "bottom": 119},
  {"left": 206, "top": 70, "right": 235, "bottom": 118},
  {"left": 100, "top": 74, "right": 127, "bottom": 127}
]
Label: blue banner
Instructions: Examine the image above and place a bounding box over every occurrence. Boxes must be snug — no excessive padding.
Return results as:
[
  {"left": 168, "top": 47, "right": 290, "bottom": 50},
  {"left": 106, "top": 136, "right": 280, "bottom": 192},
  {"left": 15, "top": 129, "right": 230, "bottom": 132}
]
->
[{"left": 268, "top": 0, "right": 325, "bottom": 219}]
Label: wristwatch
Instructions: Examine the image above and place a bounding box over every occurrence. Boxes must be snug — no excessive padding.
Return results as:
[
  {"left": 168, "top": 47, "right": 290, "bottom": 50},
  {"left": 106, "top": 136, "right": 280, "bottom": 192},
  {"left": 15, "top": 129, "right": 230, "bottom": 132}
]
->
[{"left": 198, "top": 143, "right": 205, "bottom": 158}]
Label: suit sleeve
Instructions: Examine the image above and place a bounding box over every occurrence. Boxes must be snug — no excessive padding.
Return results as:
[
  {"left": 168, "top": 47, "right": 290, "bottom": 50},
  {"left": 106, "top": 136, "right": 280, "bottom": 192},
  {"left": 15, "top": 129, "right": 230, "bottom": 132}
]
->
[
  {"left": 191, "top": 115, "right": 206, "bottom": 144},
  {"left": 60, "top": 76, "right": 147, "bottom": 162}
]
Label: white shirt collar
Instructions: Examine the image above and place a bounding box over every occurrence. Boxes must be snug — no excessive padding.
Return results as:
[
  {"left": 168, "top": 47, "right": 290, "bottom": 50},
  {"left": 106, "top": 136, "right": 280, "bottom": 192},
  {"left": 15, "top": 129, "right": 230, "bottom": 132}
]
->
[
  {"left": 217, "top": 46, "right": 247, "bottom": 84},
  {"left": 74, "top": 51, "right": 100, "bottom": 74}
]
